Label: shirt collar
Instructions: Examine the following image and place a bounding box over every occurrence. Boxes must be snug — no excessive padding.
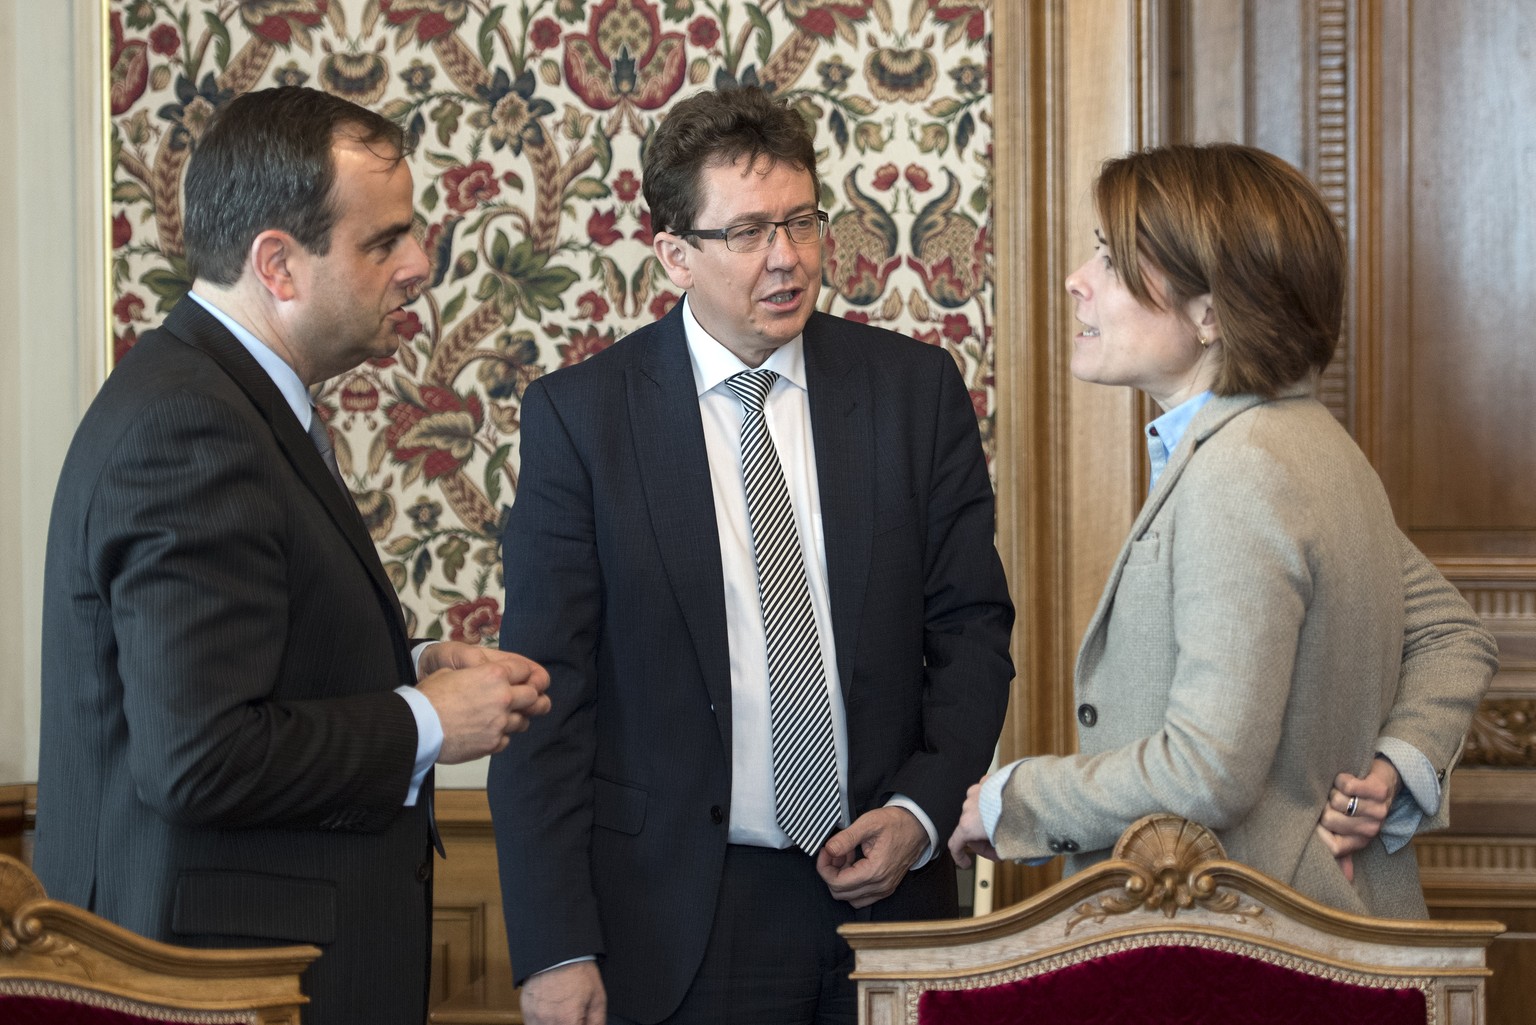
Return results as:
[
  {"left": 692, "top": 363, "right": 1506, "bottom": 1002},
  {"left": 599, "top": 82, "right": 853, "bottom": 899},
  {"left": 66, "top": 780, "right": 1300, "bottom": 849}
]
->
[
  {"left": 186, "top": 290, "right": 313, "bottom": 429},
  {"left": 1146, "top": 389, "right": 1215, "bottom": 489},
  {"left": 681, "top": 296, "right": 808, "bottom": 398}
]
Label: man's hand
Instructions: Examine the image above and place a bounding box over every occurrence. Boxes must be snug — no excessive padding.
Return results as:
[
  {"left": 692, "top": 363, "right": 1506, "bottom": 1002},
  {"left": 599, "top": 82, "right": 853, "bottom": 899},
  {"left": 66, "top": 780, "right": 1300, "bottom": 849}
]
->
[
  {"left": 946, "top": 778, "right": 1000, "bottom": 869},
  {"left": 416, "top": 640, "right": 525, "bottom": 676},
  {"left": 520, "top": 961, "right": 605, "bottom": 1025},
  {"left": 815, "top": 806, "right": 927, "bottom": 909},
  {"left": 416, "top": 651, "right": 551, "bottom": 764},
  {"left": 1315, "top": 755, "right": 1401, "bottom": 883}
]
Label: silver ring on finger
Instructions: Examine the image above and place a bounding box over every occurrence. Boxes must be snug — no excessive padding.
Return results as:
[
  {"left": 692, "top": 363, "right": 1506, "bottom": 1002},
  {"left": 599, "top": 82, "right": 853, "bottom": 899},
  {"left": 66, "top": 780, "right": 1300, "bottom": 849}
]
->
[{"left": 1345, "top": 795, "right": 1359, "bottom": 817}]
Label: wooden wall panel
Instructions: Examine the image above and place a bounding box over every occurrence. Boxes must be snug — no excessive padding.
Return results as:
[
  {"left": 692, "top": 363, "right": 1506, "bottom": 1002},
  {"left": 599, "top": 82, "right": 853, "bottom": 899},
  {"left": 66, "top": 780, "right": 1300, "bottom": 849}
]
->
[{"left": 430, "top": 789, "right": 518, "bottom": 1016}]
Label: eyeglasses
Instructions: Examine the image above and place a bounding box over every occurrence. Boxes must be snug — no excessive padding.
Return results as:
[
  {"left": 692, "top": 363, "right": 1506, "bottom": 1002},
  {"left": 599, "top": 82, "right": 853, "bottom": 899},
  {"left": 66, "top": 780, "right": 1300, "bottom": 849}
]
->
[{"left": 678, "top": 211, "right": 829, "bottom": 253}]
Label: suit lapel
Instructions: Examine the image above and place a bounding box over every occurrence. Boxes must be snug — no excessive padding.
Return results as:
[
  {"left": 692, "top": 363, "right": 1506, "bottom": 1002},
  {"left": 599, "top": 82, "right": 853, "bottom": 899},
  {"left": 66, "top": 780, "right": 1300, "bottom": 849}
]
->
[
  {"left": 628, "top": 310, "right": 734, "bottom": 752},
  {"left": 160, "top": 301, "right": 410, "bottom": 637},
  {"left": 804, "top": 317, "right": 872, "bottom": 697}
]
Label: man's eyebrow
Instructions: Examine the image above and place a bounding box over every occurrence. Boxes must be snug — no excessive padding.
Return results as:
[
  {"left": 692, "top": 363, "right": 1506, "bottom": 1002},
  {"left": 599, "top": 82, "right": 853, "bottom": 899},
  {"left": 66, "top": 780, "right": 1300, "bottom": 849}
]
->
[{"left": 359, "top": 220, "right": 413, "bottom": 249}]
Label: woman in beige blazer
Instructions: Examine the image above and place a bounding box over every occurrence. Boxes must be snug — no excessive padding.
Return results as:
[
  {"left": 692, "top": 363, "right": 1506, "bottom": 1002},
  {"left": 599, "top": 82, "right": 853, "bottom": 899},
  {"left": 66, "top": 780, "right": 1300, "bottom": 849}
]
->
[{"left": 949, "top": 143, "right": 1497, "bottom": 918}]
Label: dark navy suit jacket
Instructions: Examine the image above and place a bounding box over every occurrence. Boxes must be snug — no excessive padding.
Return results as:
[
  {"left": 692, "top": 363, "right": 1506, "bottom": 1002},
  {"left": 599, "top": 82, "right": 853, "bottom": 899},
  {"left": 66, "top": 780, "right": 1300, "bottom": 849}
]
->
[{"left": 490, "top": 305, "right": 1014, "bottom": 1022}]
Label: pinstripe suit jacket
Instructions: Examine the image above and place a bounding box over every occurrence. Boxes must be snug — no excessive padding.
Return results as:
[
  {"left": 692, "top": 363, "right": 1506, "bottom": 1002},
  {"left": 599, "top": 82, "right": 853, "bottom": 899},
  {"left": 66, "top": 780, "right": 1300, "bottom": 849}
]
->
[
  {"left": 993, "top": 383, "right": 1497, "bottom": 919},
  {"left": 488, "top": 306, "right": 1015, "bottom": 1022},
  {"left": 35, "top": 298, "right": 434, "bottom": 1024}
]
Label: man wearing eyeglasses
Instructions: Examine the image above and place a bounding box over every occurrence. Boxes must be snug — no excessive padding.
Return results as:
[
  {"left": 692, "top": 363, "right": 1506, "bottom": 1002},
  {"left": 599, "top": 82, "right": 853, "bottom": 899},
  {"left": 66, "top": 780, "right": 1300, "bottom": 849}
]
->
[{"left": 490, "top": 85, "right": 1014, "bottom": 1025}]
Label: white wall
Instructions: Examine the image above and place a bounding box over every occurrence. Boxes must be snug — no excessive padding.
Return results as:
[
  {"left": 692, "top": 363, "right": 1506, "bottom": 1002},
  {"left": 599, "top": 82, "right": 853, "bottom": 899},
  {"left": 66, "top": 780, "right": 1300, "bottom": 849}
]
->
[{"left": 0, "top": 0, "right": 105, "bottom": 783}]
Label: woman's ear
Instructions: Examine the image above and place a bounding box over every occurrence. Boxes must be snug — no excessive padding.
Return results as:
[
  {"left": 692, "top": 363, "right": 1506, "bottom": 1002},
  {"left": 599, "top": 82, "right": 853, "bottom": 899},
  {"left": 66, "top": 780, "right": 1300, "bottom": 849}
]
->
[{"left": 1187, "top": 293, "right": 1219, "bottom": 345}]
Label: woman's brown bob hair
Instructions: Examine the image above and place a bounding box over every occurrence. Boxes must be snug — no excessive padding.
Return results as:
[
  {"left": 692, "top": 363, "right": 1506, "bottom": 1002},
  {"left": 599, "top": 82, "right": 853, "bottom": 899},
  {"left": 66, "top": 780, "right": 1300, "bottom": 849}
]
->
[{"left": 1095, "top": 143, "right": 1345, "bottom": 397}]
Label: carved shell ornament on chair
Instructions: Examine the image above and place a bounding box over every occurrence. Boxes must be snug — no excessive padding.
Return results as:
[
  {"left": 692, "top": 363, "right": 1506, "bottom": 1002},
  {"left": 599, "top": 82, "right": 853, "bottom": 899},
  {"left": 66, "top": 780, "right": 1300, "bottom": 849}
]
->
[{"left": 1066, "top": 814, "right": 1267, "bottom": 933}]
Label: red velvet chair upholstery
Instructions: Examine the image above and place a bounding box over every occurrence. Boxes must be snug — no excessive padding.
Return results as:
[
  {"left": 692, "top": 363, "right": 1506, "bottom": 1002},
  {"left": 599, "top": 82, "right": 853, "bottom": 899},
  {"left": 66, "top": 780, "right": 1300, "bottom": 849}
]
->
[
  {"left": 842, "top": 816, "right": 1502, "bottom": 1025},
  {"left": 1, "top": 854, "right": 318, "bottom": 1025}
]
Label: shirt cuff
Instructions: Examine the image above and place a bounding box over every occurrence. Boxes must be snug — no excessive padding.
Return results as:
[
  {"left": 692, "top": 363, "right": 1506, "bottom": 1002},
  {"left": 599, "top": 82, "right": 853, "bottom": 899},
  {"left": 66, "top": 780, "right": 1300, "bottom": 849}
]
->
[
  {"left": 532, "top": 955, "right": 598, "bottom": 977},
  {"left": 1375, "top": 739, "right": 1437, "bottom": 854},
  {"left": 885, "top": 795, "right": 939, "bottom": 869},
  {"left": 980, "top": 759, "right": 1024, "bottom": 840},
  {"left": 394, "top": 685, "right": 443, "bottom": 807},
  {"left": 411, "top": 640, "right": 435, "bottom": 677}
]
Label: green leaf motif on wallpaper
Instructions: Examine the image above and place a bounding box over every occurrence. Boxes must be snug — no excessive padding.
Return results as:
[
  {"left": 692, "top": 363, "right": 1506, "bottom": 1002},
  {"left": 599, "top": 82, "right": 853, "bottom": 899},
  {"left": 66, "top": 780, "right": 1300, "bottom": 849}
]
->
[{"left": 479, "top": 232, "right": 580, "bottom": 322}]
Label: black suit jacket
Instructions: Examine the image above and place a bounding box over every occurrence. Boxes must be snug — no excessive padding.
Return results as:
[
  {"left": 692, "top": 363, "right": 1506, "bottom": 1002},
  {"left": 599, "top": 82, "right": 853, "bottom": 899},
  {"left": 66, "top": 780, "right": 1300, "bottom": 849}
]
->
[
  {"left": 489, "top": 306, "right": 1014, "bottom": 1021},
  {"left": 35, "top": 299, "right": 434, "bottom": 1024}
]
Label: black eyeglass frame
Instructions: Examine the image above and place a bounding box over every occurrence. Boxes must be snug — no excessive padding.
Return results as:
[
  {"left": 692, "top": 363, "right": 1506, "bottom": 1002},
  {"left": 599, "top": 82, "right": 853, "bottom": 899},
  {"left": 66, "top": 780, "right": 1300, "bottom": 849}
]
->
[{"left": 677, "top": 211, "right": 830, "bottom": 252}]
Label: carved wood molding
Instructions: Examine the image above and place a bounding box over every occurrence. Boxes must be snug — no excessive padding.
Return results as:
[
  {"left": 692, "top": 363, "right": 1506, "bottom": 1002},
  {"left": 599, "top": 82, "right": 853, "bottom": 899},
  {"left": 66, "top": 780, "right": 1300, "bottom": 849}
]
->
[
  {"left": 1066, "top": 815, "right": 1264, "bottom": 931},
  {"left": 1464, "top": 700, "right": 1536, "bottom": 767},
  {"left": 1315, "top": 0, "right": 1353, "bottom": 426}
]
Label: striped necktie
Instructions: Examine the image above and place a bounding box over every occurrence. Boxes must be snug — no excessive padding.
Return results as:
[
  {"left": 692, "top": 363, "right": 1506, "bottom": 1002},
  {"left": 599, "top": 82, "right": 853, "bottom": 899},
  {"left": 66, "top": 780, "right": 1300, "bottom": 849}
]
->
[
  {"left": 724, "top": 369, "right": 841, "bottom": 855},
  {"left": 307, "top": 407, "right": 349, "bottom": 495}
]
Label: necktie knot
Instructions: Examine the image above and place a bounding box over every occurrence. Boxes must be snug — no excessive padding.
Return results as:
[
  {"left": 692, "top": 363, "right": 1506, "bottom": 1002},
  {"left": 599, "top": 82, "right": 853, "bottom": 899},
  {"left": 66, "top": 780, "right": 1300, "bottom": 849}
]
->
[{"left": 725, "top": 369, "right": 779, "bottom": 415}]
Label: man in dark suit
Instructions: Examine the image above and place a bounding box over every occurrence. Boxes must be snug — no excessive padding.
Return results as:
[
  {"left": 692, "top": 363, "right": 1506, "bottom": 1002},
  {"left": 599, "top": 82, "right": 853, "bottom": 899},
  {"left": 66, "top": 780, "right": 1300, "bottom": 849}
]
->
[
  {"left": 489, "top": 86, "right": 1015, "bottom": 1025},
  {"left": 35, "top": 87, "right": 550, "bottom": 1025}
]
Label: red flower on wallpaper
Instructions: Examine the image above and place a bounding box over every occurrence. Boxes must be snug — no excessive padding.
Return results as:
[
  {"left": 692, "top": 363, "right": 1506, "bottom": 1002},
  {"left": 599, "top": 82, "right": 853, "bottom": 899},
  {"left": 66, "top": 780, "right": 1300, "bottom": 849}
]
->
[
  {"left": 384, "top": 385, "right": 484, "bottom": 481},
  {"left": 904, "top": 165, "right": 933, "bottom": 191},
  {"left": 786, "top": 0, "right": 876, "bottom": 40},
  {"left": 941, "top": 312, "right": 972, "bottom": 343},
  {"left": 688, "top": 16, "right": 720, "bottom": 48},
  {"left": 378, "top": 0, "right": 465, "bottom": 44},
  {"left": 114, "top": 293, "right": 146, "bottom": 324},
  {"left": 108, "top": 13, "right": 148, "bottom": 116},
  {"left": 631, "top": 210, "right": 655, "bottom": 246},
  {"left": 575, "top": 290, "right": 610, "bottom": 322},
  {"left": 564, "top": 0, "right": 687, "bottom": 112},
  {"left": 441, "top": 161, "right": 500, "bottom": 213},
  {"left": 613, "top": 169, "right": 641, "bottom": 203},
  {"left": 587, "top": 208, "right": 622, "bottom": 246},
  {"left": 529, "top": 16, "right": 561, "bottom": 51},
  {"left": 112, "top": 212, "right": 132, "bottom": 249},
  {"left": 556, "top": 326, "right": 617, "bottom": 367},
  {"left": 968, "top": 389, "right": 988, "bottom": 420},
  {"left": 930, "top": 1, "right": 987, "bottom": 43},
  {"left": 238, "top": 0, "right": 329, "bottom": 47},
  {"left": 871, "top": 163, "right": 899, "bottom": 191},
  {"left": 446, "top": 597, "right": 501, "bottom": 644},
  {"left": 149, "top": 24, "right": 180, "bottom": 56},
  {"left": 649, "top": 292, "right": 679, "bottom": 320},
  {"left": 394, "top": 310, "right": 424, "bottom": 340}
]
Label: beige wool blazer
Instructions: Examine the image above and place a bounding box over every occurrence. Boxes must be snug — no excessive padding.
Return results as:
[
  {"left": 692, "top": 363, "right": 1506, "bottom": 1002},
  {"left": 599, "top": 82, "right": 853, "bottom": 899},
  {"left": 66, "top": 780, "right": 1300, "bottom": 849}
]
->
[{"left": 994, "top": 382, "right": 1497, "bottom": 919}]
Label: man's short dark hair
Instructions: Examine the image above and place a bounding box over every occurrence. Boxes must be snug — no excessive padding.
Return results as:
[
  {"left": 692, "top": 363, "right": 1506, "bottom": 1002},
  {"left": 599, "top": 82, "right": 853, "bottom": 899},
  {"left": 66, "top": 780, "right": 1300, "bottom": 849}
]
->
[
  {"left": 642, "top": 86, "right": 818, "bottom": 240},
  {"left": 183, "top": 86, "right": 407, "bottom": 285}
]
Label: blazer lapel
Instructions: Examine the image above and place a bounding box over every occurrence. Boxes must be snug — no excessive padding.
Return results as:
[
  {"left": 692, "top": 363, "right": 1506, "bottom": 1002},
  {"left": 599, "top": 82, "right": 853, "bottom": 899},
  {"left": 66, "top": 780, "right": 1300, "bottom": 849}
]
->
[
  {"left": 1073, "top": 390, "right": 1271, "bottom": 681},
  {"left": 160, "top": 300, "right": 410, "bottom": 636},
  {"left": 804, "top": 317, "right": 872, "bottom": 698},
  {"left": 628, "top": 310, "right": 734, "bottom": 751}
]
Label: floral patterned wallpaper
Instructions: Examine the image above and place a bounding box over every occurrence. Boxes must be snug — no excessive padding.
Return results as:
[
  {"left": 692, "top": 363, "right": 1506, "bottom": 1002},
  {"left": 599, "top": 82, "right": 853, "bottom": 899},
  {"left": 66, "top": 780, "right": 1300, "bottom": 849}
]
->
[{"left": 107, "top": 0, "right": 995, "bottom": 643}]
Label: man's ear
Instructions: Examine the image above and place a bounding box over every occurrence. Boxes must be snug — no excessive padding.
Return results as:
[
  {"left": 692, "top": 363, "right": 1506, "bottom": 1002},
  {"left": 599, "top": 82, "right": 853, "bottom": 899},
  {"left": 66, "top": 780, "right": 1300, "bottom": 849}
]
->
[
  {"left": 653, "top": 231, "right": 695, "bottom": 289},
  {"left": 249, "top": 230, "right": 299, "bottom": 302}
]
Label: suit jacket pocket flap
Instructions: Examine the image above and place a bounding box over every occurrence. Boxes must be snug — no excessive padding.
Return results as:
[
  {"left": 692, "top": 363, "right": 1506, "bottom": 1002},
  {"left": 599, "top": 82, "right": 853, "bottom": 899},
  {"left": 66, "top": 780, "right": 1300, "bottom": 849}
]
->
[
  {"left": 593, "top": 776, "right": 647, "bottom": 836},
  {"left": 172, "top": 870, "right": 338, "bottom": 944}
]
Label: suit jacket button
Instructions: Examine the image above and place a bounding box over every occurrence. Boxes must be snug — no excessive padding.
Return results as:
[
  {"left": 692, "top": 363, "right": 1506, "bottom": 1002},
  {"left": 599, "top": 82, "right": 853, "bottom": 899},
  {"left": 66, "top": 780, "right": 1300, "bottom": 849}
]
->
[
  {"left": 1062, "top": 839, "right": 1080, "bottom": 853},
  {"left": 710, "top": 805, "right": 724, "bottom": 825},
  {"left": 1077, "top": 703, "right": 1098, "bottom": 727},
  {"left": 416, "top": 861, "right": 432, "bottom": 883},
  {"left": 1047, "top": 840, "right": 1062, "bottom": 854}
]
